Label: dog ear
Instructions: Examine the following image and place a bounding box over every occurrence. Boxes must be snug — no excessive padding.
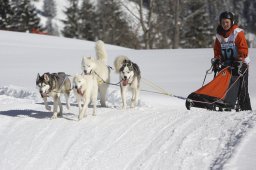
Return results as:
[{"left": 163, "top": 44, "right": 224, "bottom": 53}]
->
[
  {"left": 82, "top": 57, "right": 85, "bottom": 62},
  {"left": 43, "top": 73, "right": 50, "bottom": 82},
  {"left": 127, "top": 60, "right": 132, "bottom": 67},
  {"left": 36, "top": 73, "right": 40, "bottom": 84},
  {"left": 37, "top": 73, "right": 40, "bottom": 79}
]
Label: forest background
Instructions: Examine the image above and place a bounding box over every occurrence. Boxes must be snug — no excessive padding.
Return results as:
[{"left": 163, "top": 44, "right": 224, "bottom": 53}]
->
[{"left": 1, "top": 0, "right": 256, "bottom": 49}]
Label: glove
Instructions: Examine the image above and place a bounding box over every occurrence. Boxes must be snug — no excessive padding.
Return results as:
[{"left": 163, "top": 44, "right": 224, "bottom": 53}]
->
[{"left": 211, "top": 58, "right": 220, "bottom": 72}]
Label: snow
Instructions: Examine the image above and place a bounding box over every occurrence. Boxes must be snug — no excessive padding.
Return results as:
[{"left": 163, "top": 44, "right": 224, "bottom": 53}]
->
[{"left": 0, "top": 30, "right": 256, "bottom": 170}]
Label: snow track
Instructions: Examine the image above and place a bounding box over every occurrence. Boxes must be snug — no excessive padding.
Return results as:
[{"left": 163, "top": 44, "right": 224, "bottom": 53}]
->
[{"left": 0, "top": 86, "right": 255, "bottom": 170}]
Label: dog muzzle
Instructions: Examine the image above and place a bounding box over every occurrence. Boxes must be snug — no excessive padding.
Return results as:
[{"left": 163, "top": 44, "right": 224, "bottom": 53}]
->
[
  {"left": 122, "top": 79, "right": 129, "bottom": 86},
  {"left": 40, "top": 92, "right": 49, "bottom": 98},
  {"left": 75, "top": 86, "right": 84, "bottom": 96},
  {"left": 83, "top": 70, "right": 92, "bottom": 75}
]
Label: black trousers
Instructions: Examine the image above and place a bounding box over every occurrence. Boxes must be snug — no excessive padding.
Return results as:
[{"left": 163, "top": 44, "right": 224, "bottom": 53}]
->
[{"left": 238, "top": 64, "right": 252, "bottom": 111}]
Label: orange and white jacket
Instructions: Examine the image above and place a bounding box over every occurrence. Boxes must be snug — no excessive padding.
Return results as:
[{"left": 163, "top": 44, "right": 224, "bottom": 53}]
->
[{"left": 214, "top": 25, "right": 249, "bottom": 64}]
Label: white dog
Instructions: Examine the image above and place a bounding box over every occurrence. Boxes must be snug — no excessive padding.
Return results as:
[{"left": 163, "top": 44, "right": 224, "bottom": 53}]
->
[
  {"left": 114, "top": 56, "right": 141, "bottom": 109},
  {"left": 73, "top": 74, "right": 98, "bottom": 120},
  {"left": 81, "top": 40, "right": 110, "bottom": 107}
]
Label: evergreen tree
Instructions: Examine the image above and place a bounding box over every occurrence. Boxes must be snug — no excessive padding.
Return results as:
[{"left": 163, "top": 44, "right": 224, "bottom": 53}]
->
[
  {"left": 43, "top": 0, "right": 58, "bottom": 35},
  {"left": 62, "top": 0, "right": 80, "bottom": 38},
  {"left": 12, "top": 0, "right": 43, "bottom": 32},
  {"left": 79, "top": 0, "right": 96, "bottom": 41},
  {"left": 0, "top": 0, "right": 14, "bottom": 30},
  {"left": 178, "top": 0, "right": 214, "bottom": 48},
  {"left": 43, "top": 0, "right": 56, "bottom": 18},
  {"left": 243, "top": 0, "right": 256, "bottom": 33},
  {"left": 96, "top": 0, "right": 140, "bottom": 48}
]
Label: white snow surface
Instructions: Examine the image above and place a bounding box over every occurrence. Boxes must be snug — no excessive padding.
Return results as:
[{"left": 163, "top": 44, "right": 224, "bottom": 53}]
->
[{"left": 0, "top": 30, "right": 256, "bottom": 170}]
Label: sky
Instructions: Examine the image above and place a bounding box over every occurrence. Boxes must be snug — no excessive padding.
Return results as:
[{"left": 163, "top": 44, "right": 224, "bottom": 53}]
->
[{"left": 0, "top": 30, "right": 256, "bottom": 170}]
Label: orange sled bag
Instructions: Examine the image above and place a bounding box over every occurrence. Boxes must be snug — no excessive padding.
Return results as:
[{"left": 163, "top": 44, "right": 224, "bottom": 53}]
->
[{"left": 186, "top": 67, "right": 241, "bottom": 111}]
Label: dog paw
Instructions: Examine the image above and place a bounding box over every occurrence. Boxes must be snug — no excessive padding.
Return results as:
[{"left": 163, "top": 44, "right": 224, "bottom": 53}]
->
[
  {"left": 100, "top": 102, "right": 107, "bottom": 107},
  {"left": 78, "top": 114, "right": 85, "bottom": 120},
  {"left": 131, "top": 101, "right": 137, "bottom": 108},
  {"left": 45, "top": 106, "right": 51, "bottom": 111},
  {"left": 51, "top": 113, "right": 58, "bottom": 119},
  {"left": 57, "top": 112, "right": 63, "bottom": 117}
]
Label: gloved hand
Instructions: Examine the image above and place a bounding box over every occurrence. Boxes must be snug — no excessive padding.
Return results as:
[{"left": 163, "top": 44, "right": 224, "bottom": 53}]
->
[{"left": 211, "top": 58, "right": 220, "bottom": 72}]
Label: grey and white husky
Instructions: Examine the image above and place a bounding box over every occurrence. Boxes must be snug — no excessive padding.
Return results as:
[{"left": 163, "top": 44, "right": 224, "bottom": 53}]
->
[
  {"left": 114, "top": 56, "right": 141, "bottom": 109},
  {"left": 36, "top": 72, "right": 71, "bottom": 119}
]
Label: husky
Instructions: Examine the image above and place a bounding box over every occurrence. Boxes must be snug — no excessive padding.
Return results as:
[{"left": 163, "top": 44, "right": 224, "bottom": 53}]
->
[
  {"left": 81, "top": 40, "right": 110, "bottom": 107},
  {"left": 73, "top": 74, "right": 98, "bottom": 120},
  {"left": 36, "top": 72, "right": 71, "bottom": 119},
  {"left": 114, "top": 56, "right": 141, "bottom": 109}
]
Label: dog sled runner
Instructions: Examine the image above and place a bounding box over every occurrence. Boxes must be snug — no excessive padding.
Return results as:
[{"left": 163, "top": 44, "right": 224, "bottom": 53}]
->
[{"left": 186, "top": 67, "right": 242, "bottom": 111}]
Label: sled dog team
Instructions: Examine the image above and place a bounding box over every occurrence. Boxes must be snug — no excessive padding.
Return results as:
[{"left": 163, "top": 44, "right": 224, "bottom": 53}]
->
[{"left": 36, "top": 40, "right": 141, "bottom": 120}]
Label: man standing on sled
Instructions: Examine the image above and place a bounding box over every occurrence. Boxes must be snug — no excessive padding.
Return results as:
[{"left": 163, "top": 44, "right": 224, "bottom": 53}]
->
[{"left": 211, "top": 11, "right": 252, "bottom": 111}]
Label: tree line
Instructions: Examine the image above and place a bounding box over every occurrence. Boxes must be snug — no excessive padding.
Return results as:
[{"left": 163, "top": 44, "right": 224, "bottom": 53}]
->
[{"left": 1, "top": 0, "right": 256, "bottom": 49}]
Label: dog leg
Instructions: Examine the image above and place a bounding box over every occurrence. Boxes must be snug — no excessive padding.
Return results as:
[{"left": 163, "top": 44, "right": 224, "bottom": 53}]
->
[
  {"left": 132, "top": 88, "right": 140, "bottom": 108},
  {"left": 78, "top": 97, "right": 89, "bottom": 120},
  {"left": 64, "top": 92, "right": 70, "bottom": 110},
  {"left": 92, "top": 89, "right": 98, "bottom": 116},
  {"left": 51, "top": 96, "right": 58, "bottom": 119},
  {"left": 58, "top": 97, "right": 63, "bottom": 117},
  {"left": 135, "top": 88, "right": 140, "bottom": 106},
  {"left": 78, "top": 98, "right": 82, "bottom": 114},
  {"left": 131, "top": 88, "right": 136, "bottom": 108},
  {"left": 77, "top": 99, "right": 81, "bottom": 113},
  {"left": 99, "top": 84, "right": 107, "bottom": 107},
  {"left": 79, "top": 102, "right": 88, "bottom": 120},
  {"left": 43, "top": 97, "right": 51, "bottom": 111},
  {"left": 121, "top": 85, "right": 127, "bottom": 109}
]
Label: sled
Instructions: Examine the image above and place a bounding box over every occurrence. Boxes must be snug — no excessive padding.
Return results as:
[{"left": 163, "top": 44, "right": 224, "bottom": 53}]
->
[{"left": 186, "top": 66, "right": 241, "bottom": 111}]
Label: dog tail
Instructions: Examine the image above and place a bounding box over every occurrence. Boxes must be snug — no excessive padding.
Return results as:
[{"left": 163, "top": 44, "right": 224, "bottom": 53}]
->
[
  {"left": 114, "top": 55, "right": 129, "bottom": 73},
  {"left": 95, "top": 40, "right": 107, "bottom": 63}
]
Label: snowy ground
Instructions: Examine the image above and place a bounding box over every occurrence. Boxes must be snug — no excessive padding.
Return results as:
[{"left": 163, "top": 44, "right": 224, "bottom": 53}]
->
[{"left": 0, "top": 30, "right": 255, "bottom": 170}]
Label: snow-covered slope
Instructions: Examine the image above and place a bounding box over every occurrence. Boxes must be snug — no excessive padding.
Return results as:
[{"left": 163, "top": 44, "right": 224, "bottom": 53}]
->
[{"left": 0, "top": 30, "right": 255, "bottom": 170}]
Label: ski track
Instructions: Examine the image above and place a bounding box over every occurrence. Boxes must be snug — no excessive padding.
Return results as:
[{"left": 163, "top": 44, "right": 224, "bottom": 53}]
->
[
  {"left": 128, "top": 110, "right": 209, "bottom": 170},
  {"left": 210, "top": 110, "right": 256, "bottom": 170},
  {"left": 124, "top": 109, "right": 194, "bottom": 170}
]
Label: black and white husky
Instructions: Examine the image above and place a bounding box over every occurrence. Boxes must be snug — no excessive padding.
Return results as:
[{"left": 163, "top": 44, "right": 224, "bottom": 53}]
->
[
  {"left": 36, "top": 72, "right": 71, "bottom": 119},
  {"left": 114, "top": 56, "right": 141, "bottom": 109}
]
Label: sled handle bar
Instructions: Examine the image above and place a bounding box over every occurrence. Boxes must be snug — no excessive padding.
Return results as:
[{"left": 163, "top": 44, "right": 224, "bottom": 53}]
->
[{"left": 202, "top": 65, "right": 213, "bottom": 87}]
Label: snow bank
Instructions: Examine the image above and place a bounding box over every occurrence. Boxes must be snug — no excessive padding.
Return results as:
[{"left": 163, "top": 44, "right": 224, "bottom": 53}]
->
[{"left": 0, "top": 85, "right": 39, "bottom": 101}]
